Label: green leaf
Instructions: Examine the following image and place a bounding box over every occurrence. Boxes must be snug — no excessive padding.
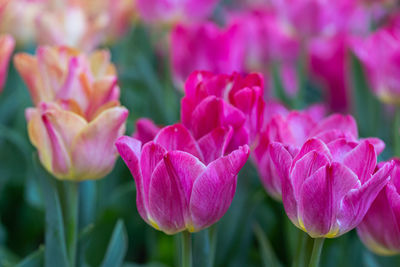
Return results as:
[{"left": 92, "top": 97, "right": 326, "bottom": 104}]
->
[
  {"left": 15, "top": 245, "right": 44, "bottom": 267},
  {"left": 253, "top": 222, "right": 280, "bottom": 267},
  {"left": 100, "top": 220, "right": 128, "bottom": 267},
  {"left": 33, "top": 154, "right": 69, "bottom": 267}
]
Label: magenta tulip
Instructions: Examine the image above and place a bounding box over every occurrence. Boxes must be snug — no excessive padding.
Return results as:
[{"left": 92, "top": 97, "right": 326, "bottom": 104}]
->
[
  {"left": 254, "top": 112, "right": 385, "bottom": 200},
  {"left": 116, "top": 123, "right": 249, "bottom": 234},
  {"left": 269, "top": 137, "right": 393, "bottom": 238},
  {"left": 170, "top": 23, "right": 245, "bottom": 87},
  {"left": 353, "top": 25, "right": 400, "bottom": 104},
  {"left": 357, "top": 159, "right": 400, "bottom": 255},
  {"left": 181, "top": 70, "right": 265, "bottom": 153}
]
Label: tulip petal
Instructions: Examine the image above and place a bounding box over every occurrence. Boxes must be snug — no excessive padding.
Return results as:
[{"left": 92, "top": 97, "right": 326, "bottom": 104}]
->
[
  {"left": 190, "top": 145, "right": 249, "bottom": 231},
  {"left": 291, "top": 151, "right": 330, "bottom": 201},
  {"left": 268, "top": 143, "right": 297, "bottom": 223},
  {"left": 310, "top": 114, "right": 358, "bottom": 138},
  {"left": 299, "top": 163, "right": 359, "bottom": 237},
  {"left": 338, "top": 161, "right": 393, "bottom": 234},
  {"left": 343, "top": 140, "right": 376, "bottom": 184},
  {"left": 357, "top": 183, "right": 400, "bottom": 255},
  {"left": 292, "top": 138, "right": 331, "bottom": 167},
  {"left": 197, "top": 126, "right": 233, "bottom": 164},
  {"left": 115, "top": 136, "right": 149, "bottom": 223},
  {"left": 71, "top": 107, "right": 128, "bottom": 180},
  {"left": 360, "top": 137, "right": 385, "bottom": 155},
  {"left": 148, "top": 151, "right": 206, "bottom": 234},
  {"left": 154, "top": 124, "right": 203, "bottom": 161},
  {"left": 133, "top": 118, "right": 160, "bottom": 144},
  {"left": 327, "top": 138, "right": 358, "bottom": 163}
]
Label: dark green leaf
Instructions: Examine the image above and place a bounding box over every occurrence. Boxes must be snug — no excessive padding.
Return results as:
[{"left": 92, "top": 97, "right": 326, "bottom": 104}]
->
[{"left": 100, "top": 220, "right": 128, "bottom": 267}]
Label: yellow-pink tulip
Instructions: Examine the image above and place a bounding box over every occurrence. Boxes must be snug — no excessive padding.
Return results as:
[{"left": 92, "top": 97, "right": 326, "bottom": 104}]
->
[{"left": 15, "top": 45, "right": 128, "bottom": 181}]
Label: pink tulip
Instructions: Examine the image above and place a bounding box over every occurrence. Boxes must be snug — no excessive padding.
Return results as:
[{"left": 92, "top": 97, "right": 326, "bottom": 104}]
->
[
  {"left": 271, "top": 0, "right": 371, "bottom": 38},
  {"left": 137, "top": 0, "right": 219, "bottom": 24},
  {"left": 116, "top": 123, "right": 249, "bottom": 234},
  {"left": 181, "top": 70, "right": 265, "bottom": 153},
  {"left": 27, "top": 102, "right": 128, "bottom": 181},
  {"left": 0, "top": 34, "right": 15, "bottom": 93},
  {"left": 14, "top": 46, "right": 120, "bottom": 121},
  {"left": 170, "top": 23, "right": 245, "bottom": 88},
  {"left": 254, "top": 112, "right": 385, "bottom": 200},
  {"left": 268, "top": 137, "right": 393, "bottom": 238},
  {"left": 352, "top": 26, "right": 400, "bottom": 104},
  {"left": 357, "top": 159, "right": 400, "bottom": 255},
  {"left": 309, "top": 34, "right": 351, "bottom": 112}
]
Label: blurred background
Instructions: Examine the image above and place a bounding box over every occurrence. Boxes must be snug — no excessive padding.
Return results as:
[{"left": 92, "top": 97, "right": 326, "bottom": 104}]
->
[{"left": 1, "top": 0, "right": 400, "bottom": 266}]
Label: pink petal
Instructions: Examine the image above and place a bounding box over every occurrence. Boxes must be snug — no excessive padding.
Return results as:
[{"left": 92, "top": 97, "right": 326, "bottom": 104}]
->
[
  {"left": 133, "top": 118, "right": 160, "bottom": 144},
  {"left": 357, "top": 182, "right": 400, "bottom": 255},
  {"left": 148, "top": 151, "right": 206, "bottom": 234},
  {"left": 197, "top": 126, "right": 233, "bottom": 164},
  {"left": 299, "top": 163, "right": 359, "bottom": 237},
  {"left": 154, "top": 124, "right": 203, "bottom": 160},
  {"left": 327, "top": 138, "right": 358, "bottom": 163},
  {"left": 343, "top": 140, "right": 377, "bottom": 184},
  {"left": 115, "top": 136, "right": 149, "bottom": 223},
  {"left": 338, "top": 161, "right": 394, "bottom": 235},
  {"left": 292, "top": 138, "right": 332, "bottom": 167},
  {"left": 360, "top": 137, "right": 385, "bottom": 155},
  {"left": 190, "top": 145, "right": 249, "bottom": 231},
  {"left": 309, "top": 114, "right": 358, "bottom": 138},
  {"left": 71, "top": 107, "right": 128, "bottom": 180},
  {"left": 291, "top": 151, "right": 330, "bottom": 201},
  {"left": 268, "top": 143, "right": 297, "bottom": 223}
]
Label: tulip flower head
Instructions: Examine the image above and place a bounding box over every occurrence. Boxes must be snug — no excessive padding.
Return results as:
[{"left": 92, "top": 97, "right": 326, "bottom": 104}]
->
[
  {"left": 357, "top": 159, "right": 400, "bottom": 255},
  {"left": 170, "top": 23, "right": 245, "bottom": 88},
  {"left": 181, "top": 71, "right": 265, "bottom": 153},
  {"left": 15, "top": 46, "right": 128, "bottom": 181},
  {"left": 269, "top": 137, "right": 393, "bottom": 238},
  {"left": 254, "top": 112, "right": 385, "bottom": 200},
  {"left": 116, "top": 124, "right": 250, "bottom": 234},
  {"left": 0, "top": 34, "right": 15, "bottom": 93},
  {"left": 353, "top": 26, "right": 400, "bottom": 104}
]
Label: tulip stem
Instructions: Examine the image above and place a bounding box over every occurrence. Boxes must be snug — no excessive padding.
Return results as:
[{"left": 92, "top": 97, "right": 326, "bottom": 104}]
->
[
  {"left": 181, "top": 231, "right": 192, "bottom": 267},
  {"left": 308, "top": 238, "right": 324, "bottom": 267},
  {"left": 62, "top": 181, "right": 79, "bottom": 266}
]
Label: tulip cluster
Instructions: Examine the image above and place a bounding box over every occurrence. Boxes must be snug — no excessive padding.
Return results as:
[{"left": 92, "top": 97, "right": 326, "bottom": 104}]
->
[{"left": 15, "top": 46, "right": 128, "bottom": 181}]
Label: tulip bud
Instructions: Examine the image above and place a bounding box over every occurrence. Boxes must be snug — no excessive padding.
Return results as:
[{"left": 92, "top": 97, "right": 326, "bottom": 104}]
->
[
  {"left": 357, "top": 159, "right": 400, "bottom": 255},
  {"left": 116, "top": 124, "right": 249, "bottom": 234},
  {"left": 269, "top": 138, "right": 393, "bottom": 238},
  {"left": 27, "top": 102, "right": 128, "bottom": 181}
]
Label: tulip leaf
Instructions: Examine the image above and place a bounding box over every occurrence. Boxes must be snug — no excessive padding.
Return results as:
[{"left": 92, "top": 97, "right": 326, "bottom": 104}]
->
[
  {"left": 33, "top": 154, "right": 69, "bottom": 267},
  {"left": 100, "top": 219, "right": 128, "bottom": 267},
  {"left": 15, "top": 245, "right": 44, "bottom": 267},
  {"left": 253, "top": 222, "right": 281, "bottom": 267}
]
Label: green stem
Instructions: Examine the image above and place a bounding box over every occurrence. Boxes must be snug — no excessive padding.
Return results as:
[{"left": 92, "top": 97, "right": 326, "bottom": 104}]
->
[
  {"left": 208, "top": 225, "right": 217, "bottom": 267},
  {"left": 308, "top": 238, "right": 324, "bottom": 267},
  {"left": 292, "top": 230, "right": 308, "bottom": 267},
  {"left": 62, "top": 181, "right": 79, "bottom": 266},
  {"left": 181, "top": 231, "right": 192, "bottom": 267}
]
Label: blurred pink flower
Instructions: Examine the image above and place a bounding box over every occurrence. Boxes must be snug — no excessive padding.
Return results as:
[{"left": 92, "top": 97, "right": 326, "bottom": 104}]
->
[
  {"left": 254, "top": 112, "right": 385, "bottom": 200},
  {"left": 170, "top": 23, "right": 245, "bottom": 88},
  {"left": 309, "top": 34, "right": 351, "bottom": 112},
  {"left": 181, "top": 71, "right": 265, "bottom": 152},
  {"left": 357, "top": 159, "right": 400, "bottom": 255},
  {"left": 137, "top": 0, "right": 219, "bottom": 24},
  {"left": 0, "top": 34, "right": 15, "bottom": 92},
  {"left": 116, "top": 124, "right": 249, "bottom": 234},
  {"left": 14, "top": 46, "right": 120, "bottom": 121},
  {"left": 353, "top": 25, "right": 400, "bottom": 104},
  {"left": 269, "top": 137, "right": 393, "bottom": 237}
]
